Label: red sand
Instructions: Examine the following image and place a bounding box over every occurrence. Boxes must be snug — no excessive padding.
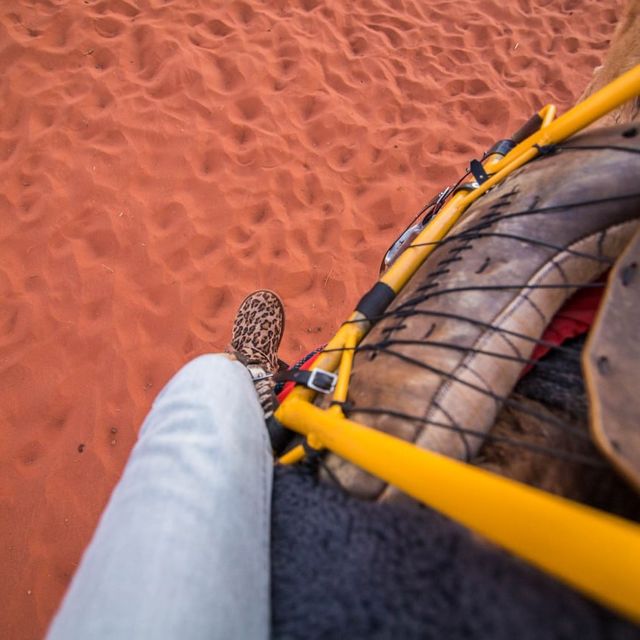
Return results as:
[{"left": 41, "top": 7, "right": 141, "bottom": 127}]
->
[{"left": 0, "top": 0, "right": 624, "bottom": 637}]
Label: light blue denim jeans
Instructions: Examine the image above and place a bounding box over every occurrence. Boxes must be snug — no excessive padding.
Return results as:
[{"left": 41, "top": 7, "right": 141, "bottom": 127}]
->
[{"left": 47, "top": 354, "right": 273, "bottom": 640}]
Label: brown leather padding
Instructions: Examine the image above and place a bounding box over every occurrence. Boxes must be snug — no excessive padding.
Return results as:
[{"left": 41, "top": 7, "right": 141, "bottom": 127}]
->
[
  {"left": 585, "top": 226, "right": 640, "bottom": 492},
  {"left": 324, "top": 125, "right": 640, "bottom": 501}
]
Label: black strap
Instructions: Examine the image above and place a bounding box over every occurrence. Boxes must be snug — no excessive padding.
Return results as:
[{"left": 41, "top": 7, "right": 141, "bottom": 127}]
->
[
  {"left": 274, "top": 368, "right": 336, "bottom": 393},
  {"left": 469, "top": 159, "right": 489, "bottom": 184}
]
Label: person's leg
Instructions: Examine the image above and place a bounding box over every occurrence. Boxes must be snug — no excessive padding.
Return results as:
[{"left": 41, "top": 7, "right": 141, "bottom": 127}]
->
[{"left": 47, "top": 354, "right": 273, "bottom": 640}]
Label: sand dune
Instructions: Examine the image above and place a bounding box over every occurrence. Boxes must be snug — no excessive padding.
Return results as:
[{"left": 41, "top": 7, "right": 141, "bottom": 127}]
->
[{"left": 0, "top": 0, "right": 623, "bottom": 636}]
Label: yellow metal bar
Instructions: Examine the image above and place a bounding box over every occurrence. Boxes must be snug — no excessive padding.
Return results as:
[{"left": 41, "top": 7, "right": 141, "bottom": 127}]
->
[
  {"left": 296, "top": 65, "right": 639, "bottom": 396},
  {"left": 276, "top": 138, "right": 531, "bottom": 454},
  {"left": 279, "top": 330, "right": 357, "bottom": 462},
  {"left": 278, "top": 109, "right": 564, "bottom": 449},
  {"left": 280, "top": 68, "right": 640, "bottom": 412},
  {"left": 379, "top": 145, "right": 538, "bottom": 294},
  {"left": 494, "top": 64, "right": 640, "bottom": 174},
  {"left": 273, "top": 65, "right": 640, "bottom": 618},
  {"left": 307, "top": 65, "right": 640, "bottom": 376},
  {"left": 539, "top": 103, "right": 557, "bottom": 128},
  {"left": 332, "top": 331, "right": 357, "bottom": 407},
  {"left": 278, "top": 397, "right": 640, "bottom": 623},
  {"left": 378, "top": 65, "right": 640, "bottom": 298},
  {"left": 306, "top": 312, "right": 367, "bottom": 380},
  {"left": 279, "top": 445, "right": 305, "bottom": 465}
]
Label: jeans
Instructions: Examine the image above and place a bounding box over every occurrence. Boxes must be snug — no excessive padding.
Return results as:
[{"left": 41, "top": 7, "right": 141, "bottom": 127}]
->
[{"left": 47, "top": 355, "right": 273, "bottom": 640}]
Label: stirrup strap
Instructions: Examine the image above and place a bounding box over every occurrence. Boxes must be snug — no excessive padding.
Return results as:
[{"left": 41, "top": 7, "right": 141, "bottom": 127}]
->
[{"left": 274, "top": 368, "right": 337, "bottom": 394}]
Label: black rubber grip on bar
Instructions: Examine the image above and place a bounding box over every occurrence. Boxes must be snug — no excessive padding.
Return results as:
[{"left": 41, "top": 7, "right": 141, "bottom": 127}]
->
[
  {"left": 356, "top": 282, "right": 396, "bottom": 320},
  {"left": 512, "top": 113, "right": 543, "bottom": 144},
  {"left": 486, "top": 138, "right": 517, "bottom": 157}
]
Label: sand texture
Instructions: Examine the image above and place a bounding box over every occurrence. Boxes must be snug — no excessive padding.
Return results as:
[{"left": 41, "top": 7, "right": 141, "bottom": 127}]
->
[{"left": 0, "top": 0, "right": 624, "bottom": 636}]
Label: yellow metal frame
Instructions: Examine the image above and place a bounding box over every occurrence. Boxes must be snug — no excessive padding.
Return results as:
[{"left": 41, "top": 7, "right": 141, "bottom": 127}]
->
[{"left": 275, "top": 65, "right": 640, "bottom": 621}]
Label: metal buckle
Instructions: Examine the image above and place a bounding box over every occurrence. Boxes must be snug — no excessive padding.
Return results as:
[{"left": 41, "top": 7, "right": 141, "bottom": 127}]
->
[
  {"left": 307, "top": 369, "right": 337, "bottom": 394},
  {"left": 247, "top": 365, "right": 273, "bottom": 383}
]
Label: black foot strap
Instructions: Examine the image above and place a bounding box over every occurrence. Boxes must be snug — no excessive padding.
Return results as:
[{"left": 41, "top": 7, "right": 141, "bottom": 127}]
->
[{"left": 274, "top": 368, "right": 337, "bottom": 393}]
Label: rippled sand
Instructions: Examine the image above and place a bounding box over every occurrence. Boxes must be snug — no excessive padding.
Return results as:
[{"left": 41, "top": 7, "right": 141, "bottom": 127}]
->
[{"left": 0, "top": 0, "right": 623, "bottom": 636}]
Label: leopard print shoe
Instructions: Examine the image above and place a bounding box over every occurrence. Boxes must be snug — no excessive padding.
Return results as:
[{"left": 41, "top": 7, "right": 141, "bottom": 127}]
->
[
  {"left": 229, "top": 290, "right": 285, "bottom": 371},
  {"left": 227, "top": 290, "right": 285, "bottom": 420}
]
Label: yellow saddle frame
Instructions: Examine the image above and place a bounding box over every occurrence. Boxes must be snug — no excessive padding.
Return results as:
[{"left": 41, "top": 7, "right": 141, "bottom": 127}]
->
[{"left": 275, "top": 65, "right": 640, "bottom": 622}]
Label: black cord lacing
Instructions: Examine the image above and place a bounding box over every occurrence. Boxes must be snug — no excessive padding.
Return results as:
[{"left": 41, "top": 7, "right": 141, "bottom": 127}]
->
[{"left": 293, "top": 144, "right": 640, "bottom": 471}]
